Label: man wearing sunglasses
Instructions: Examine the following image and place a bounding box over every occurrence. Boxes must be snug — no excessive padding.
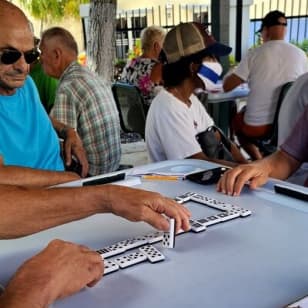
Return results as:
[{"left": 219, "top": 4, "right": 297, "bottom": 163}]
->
[
  {"left": 0, "top": 0, "right": 89, "bottom": 179},
  {"left": 0, "top": 3, "right": 192, "bottom": 306}
]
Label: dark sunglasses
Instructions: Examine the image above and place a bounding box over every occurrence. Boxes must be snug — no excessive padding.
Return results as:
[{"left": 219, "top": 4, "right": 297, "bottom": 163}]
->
[{"left": 0, "top": 48, "right": 40, "bottom": 65}]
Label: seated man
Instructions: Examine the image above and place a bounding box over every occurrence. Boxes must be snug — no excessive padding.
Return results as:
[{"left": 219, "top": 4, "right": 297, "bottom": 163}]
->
[
  {"left": 0, "top": 2, "right": 88, "bottom": 177},
  {"left": 40, "top": 27, "right": 121, "bottom": 176},
  {"left": 223, "top": 10, "right": 308, "bottom": 160},
  {"left": 217, "top": 105, "right": 308, "bottom": 196},
  {"left": 145, "top": 22, "right": 247, "bottom": 166}
]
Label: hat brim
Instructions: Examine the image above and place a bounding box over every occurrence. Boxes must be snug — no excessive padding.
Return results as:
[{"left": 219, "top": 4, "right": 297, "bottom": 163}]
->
[
  {"left": 205, "top": 42, "right": 232, "bottom": 57},
  {"left": 194, "top": 42, "right": 232, "bottom": 59}
]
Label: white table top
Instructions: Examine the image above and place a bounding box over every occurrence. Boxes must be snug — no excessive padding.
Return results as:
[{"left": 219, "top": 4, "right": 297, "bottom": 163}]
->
[
  {"left": 1, "top": 159, "right": 308, "bottom": 308},
  {"left": 207, "top": 83, "right": 249, "bottom": 103}
]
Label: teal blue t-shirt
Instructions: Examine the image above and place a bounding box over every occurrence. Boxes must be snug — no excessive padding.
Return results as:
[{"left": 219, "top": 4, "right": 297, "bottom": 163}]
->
[{"left": 0, "top": 76, "right": 64, "bottom": 171}]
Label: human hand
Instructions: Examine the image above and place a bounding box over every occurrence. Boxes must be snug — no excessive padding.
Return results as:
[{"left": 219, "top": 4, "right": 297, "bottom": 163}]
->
[
  {"left": 1, "top": 239, "right": 103, "bottom": 307},
  {"left": 105, "top": 185, "right": 191, "bottom": 233},
  {"left": 216, "top": 163, "right": 270, "bottom": 196},
  {"left": 63, "top": 128, "right": 89, "bottom": 177}
]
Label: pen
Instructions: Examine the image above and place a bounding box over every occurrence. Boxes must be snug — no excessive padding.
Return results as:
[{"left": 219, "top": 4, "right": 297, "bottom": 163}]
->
[{"left": 142, "top": 175, "right": 183, "bottom": 181}]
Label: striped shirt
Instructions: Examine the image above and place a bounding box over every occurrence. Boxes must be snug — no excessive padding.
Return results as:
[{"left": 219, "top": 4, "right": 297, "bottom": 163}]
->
[{"left": 51, "top": 62, "right": 121, "bottom": 175}]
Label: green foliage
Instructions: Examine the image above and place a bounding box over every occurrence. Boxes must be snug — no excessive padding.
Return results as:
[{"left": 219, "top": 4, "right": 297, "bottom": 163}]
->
[
  {"left": 127, "top": 39, "right": 142, "bottom": 59},
  {"left": 228, "top": 54, "right": 237, "bottom": 68},
  {"left": 19, "top": 0, "right": 90, "bottom": 22},
  {"left": 291, "top": 39, "right": 308, "bottom": 54}
]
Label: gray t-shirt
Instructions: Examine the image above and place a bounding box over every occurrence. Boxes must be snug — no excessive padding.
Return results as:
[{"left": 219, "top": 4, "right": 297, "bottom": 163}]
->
[{"left": 281, "top": 106, "right": 308, "bottom": 186}]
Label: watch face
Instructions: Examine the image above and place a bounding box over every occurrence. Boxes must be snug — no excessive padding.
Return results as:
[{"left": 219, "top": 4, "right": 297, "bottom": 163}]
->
[{"left": 187, "top": 167, "right": 228, "bottom": 185}]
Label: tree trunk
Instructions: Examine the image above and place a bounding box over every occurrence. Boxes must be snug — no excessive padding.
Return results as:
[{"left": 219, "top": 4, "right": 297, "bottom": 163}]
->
[{"left": 87, "top": 0, "right": 117, "bottom": 84}]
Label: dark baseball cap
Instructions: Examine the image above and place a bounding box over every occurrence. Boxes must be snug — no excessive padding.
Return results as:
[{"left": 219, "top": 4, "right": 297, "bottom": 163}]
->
[
  {"left": 257, "top": 10, "right": 287, "bottom": 32},
  {"left": 163, "top": 22, "right": 232, "bottom": 64}
]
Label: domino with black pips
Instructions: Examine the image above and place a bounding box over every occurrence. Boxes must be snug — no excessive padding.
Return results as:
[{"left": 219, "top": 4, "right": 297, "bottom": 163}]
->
[
  {"left": 189, "top": 219, "right": 207, "bottom": 232},
  {"left": 174, "top": 192, "right": 196, "bottom": 203},
  {"left": 239, "top": 209, "right": 252, "bottom": 217},
  {"left": 139, "top": 245, "right": 165, "bottom": 263},
  {"left": 190, "top": 194, "right": 229, "bottom": 211},
  {"left": 191, "top": 193, "right": 252, "bottom": 218},
  {"left": 144, "top": 231, "right": 164, "bottom": 244},
  {"left": 216, "top": 211, "right": 240, "bottom": 222},
  {"left": 117, "top": 236, "right": 148, "bottom": 251},
  {"left": 104, "top": 259, "right": 120, "bottom": 274},
  {"left": 114, "top": 251, "right": 147, "bottom": 269},
  {"left": 96, "top": 243, "right": 126, "bottom": 258},
  {"left": 162, "top": 218, "right": 175, "bottom": 248},
  {"left": 197, "top": 215, "right": 221, "bottom": 227}
]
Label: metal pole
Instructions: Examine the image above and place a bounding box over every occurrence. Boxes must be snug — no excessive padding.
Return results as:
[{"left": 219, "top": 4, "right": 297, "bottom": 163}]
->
[{"left": 235, "top": 0, "right": 243, "bottom": 62}]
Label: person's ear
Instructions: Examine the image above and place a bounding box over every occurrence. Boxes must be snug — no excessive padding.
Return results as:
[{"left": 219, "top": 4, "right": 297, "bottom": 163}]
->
[
  {"left": 54, "top": 48, "right": 61, "bottom": 60},
  {"left": 154, "top": 41, "right": 162, "bottom": 55},
  {"left": 190, "top": 62, "right": 199, "bottom": 75}
]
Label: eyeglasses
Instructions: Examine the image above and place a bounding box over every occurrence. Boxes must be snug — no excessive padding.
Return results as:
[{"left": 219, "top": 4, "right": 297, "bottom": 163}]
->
[{"left": 0, "top": 48, "right": 40, "bottom": 65}]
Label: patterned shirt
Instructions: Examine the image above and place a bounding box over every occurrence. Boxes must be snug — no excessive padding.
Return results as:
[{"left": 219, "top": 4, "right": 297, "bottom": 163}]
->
[
  {"left": 51, "top": 62, "right": 121, "bottom": 176},
  {"left": 121, "top": 57, "right": 160, "bottom": 108}
]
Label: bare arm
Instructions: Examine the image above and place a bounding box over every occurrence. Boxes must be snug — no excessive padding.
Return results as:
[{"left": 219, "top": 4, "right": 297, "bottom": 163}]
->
[
  {"left": 50, "top": 117, "right": 89, "bottom": 177},
  {"left": 217, "top": 150, "right": 301, "bottom": 196},
  {"left": 0, "top": 164, "right": 79, "bottom": 188},
  {"left": 188, "top": 151, "right": 237, "bottom": 168},
  {"left": 0, "top": 184, "right": 191, "bottom": 239},
  {"left": 223, "top": 73, "right": 244, "bottom": 92}
]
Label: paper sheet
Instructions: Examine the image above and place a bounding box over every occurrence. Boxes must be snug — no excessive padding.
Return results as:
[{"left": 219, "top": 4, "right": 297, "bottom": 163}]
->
[{"left": 286, "top": 294, "right": 308, "bottom": 307}]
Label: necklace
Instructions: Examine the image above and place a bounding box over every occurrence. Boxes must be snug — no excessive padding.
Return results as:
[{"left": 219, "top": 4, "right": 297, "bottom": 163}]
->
[{"left": 171, "top": 87, "right": 191, "bottom": 107}]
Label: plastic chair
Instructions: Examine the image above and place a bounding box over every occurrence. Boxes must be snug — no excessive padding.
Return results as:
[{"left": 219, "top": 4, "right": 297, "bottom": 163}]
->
[
  {"left": 253, "top": 81, "right": 294, "bottom": 156},
  {"left": 112, "top": 82, "right": 146, "bottom": 140}
]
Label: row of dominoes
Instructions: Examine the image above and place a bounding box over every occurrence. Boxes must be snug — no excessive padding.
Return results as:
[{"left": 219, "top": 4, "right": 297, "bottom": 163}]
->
[
  {"left": 104, "top": 245, "right": 165, "bottom": 274},
  {"left": 175, "top": 191, "right": 252, "bottom": 228},
  {"left": 98, "top": 191, "right": 251, "bottom": 261},
  {"left": 175, "top": 192, "right": 252, "bottom": 217},
  {"left": 96, "top": 231, "right": 166, "bottom": 259},
  {"left": 97, "top": 215, "right": 209, "bottom": 262}
]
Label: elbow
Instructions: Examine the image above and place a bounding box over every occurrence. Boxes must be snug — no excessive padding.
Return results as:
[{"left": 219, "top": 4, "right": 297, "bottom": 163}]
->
[{"left": 223, "top": 82, "right": 233, "bottom": 92}]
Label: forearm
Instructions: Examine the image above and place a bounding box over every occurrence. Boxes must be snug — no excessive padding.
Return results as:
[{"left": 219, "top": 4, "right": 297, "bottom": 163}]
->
[
  {"left": 0, "top": 185, "right": 113, "bottom": 239},
  {"left": 188, "top": 152, "right": 238, "bottom": 168},
  {"left": 0, "top": 284, "right": 47, "bottom": 308},
  {"left": 222, "top": 73, "right": 243, "bottom": 92},
  {"left": 0, "top": 166, "right": 79, "bottom": 188},
  {"left": 50, "top": 116, "right": 74, "bottom": 138},
  {"left": 266, "top": 150, "right": 301, "bottom": 180}
]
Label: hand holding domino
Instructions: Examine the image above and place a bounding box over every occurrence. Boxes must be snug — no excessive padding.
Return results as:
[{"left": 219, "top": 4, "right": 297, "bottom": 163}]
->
[{"left": 163, "top": 218, "right": 176, "bottom": 248}]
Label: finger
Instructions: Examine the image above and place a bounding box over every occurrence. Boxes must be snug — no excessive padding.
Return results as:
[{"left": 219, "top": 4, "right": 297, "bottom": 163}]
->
[
  {"left": 64, "top": 142, "right": 73, "bottom": 166},
  {"left": 216, "top": 172, "right": 227, "bottom": 194},
  {"left": 85, "top": 251, "right": 104, "bottom": 287},
  {"left": 159, "top": 200, "right": 191, "bottom": 232},
  {"left": 78, "top": 155, "right": 89, "bottom": 178},
  {"left": 232, "top": 169, "right": 255, "bottom": 196}
]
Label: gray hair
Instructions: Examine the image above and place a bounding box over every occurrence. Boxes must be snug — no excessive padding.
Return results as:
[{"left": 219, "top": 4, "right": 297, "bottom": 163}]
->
[
  {"left": 140, "top": 25, "right": 165, "bottom": 52},
  {"left": 41, "top": 27, "right": 78, "bottom": 55}
]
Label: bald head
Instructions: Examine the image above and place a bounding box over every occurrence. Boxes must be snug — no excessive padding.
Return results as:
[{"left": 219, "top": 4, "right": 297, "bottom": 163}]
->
[
  {"left": 0, "top": 0, "right": 35, "bottom": 95},
  {"left": 0, "top": 0, "right": 30, "bottom": 30}
]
